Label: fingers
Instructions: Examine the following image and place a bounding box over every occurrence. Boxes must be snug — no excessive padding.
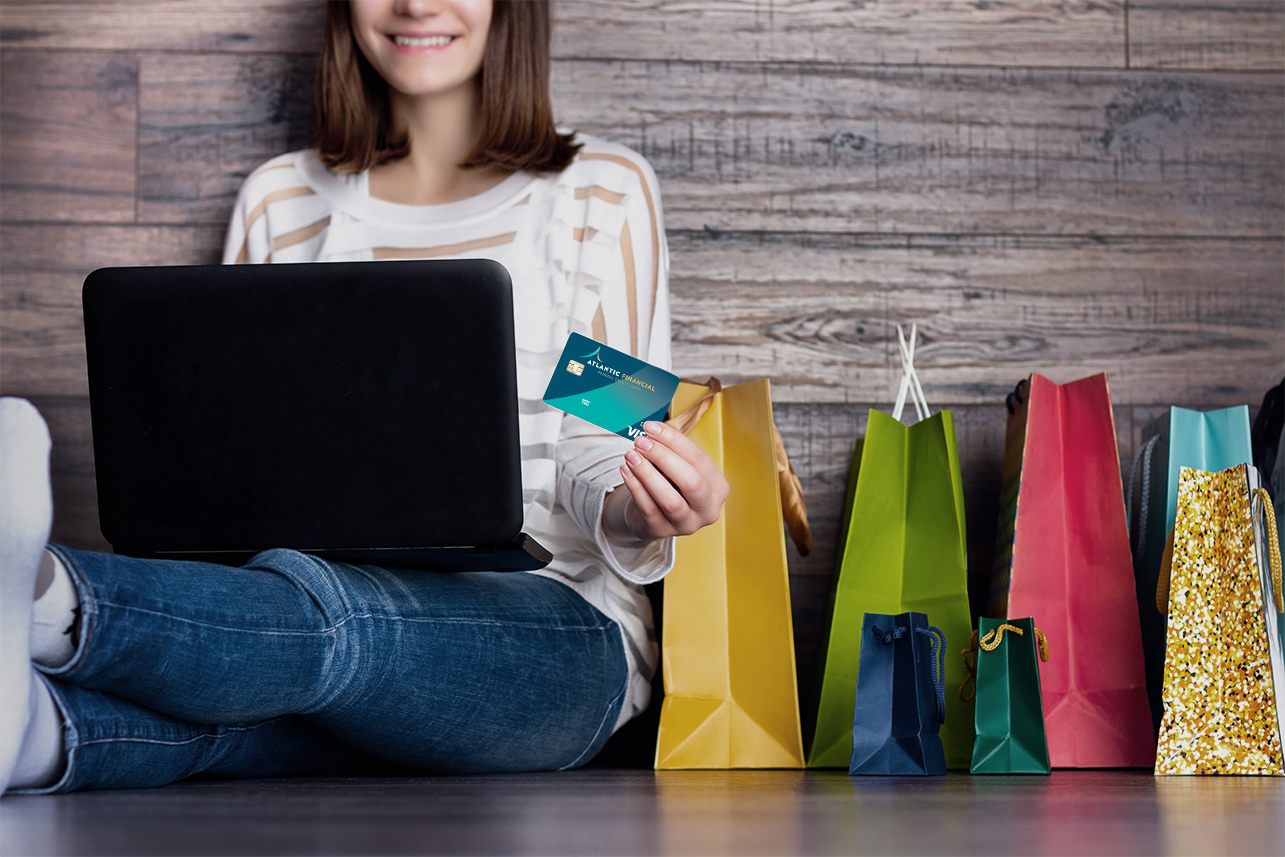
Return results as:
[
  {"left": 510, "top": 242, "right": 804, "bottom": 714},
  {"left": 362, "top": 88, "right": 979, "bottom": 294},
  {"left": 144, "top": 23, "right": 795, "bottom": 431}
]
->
[
  {"left": 636, "top": 432, "right": 706, "bottom": 500},
  {"left": 641, "top": 421, "right": 729, "bottom": 511},
  {"left": 640, "top": 419, "right": 710, "bottom": 472},
  {"left": 617, "top": 420, "right": 729, "bottom": 538},
  {"left": 623, "top": 447, "right": 688, "bottom": 525},
  {"left": 617, "top": 461, "right": 667, "bottom": 540}
]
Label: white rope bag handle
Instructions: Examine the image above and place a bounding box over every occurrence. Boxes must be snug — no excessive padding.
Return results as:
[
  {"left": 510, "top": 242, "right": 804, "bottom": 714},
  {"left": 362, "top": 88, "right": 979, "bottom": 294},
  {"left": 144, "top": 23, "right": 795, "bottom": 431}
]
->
[{"left": 892, "top": 323, "right": 930, "bottom": 423}]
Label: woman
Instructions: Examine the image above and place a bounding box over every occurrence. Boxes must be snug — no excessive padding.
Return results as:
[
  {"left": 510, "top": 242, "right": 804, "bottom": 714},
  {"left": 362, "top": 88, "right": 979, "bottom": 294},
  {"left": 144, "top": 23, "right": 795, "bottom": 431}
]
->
[{"left": 0, "top": 0, "right": 727, "bottom": 794}]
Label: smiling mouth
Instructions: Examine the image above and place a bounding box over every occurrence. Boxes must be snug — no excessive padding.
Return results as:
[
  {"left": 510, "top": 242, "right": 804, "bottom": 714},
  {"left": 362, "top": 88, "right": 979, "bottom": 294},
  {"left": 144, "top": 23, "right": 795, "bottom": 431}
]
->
[{"left": 391, "top": 35, "right": 455, "bottom": 47}]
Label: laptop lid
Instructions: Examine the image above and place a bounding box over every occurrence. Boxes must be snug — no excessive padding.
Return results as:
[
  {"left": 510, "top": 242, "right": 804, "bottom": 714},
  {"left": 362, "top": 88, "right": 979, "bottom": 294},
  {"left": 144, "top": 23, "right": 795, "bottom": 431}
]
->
[{"left": 83, "top": 259, "right": 544, "bottom": 569}]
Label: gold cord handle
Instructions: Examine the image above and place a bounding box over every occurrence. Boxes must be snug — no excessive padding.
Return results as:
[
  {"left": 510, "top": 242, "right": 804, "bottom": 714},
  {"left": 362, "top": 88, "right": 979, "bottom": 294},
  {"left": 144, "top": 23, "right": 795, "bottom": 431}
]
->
[
  {"left": 772, "top": 420, "right": 813, "bottom": 557},
  {"left": 958, "top": 623, "right": 1051, "bottom": 703},
  {"left": 1033, "top": 628, "right": 1050, "bottom": 662},
  {"left": 1156, "top": 522, "right": 1176, "bottom": 616},
  {"left": 1252, "top": 487, "right": 1283, "bottom": 613},
  {"left": 978, "top": 623, "right": 1023, "bottom": 651}
]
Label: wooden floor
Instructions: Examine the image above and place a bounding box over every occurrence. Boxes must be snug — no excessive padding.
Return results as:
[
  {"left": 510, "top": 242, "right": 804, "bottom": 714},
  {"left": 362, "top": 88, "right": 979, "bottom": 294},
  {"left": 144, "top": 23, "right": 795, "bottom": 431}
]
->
[{"left": 2, "top": 770, "right": 1281, "bottom": 856}]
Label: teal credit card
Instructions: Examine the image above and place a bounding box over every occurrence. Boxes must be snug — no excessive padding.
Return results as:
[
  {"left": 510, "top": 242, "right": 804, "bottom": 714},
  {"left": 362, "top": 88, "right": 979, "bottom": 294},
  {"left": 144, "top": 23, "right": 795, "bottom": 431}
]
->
[{"left": 543, "top": 332, "right": 680, "bottom": 440}]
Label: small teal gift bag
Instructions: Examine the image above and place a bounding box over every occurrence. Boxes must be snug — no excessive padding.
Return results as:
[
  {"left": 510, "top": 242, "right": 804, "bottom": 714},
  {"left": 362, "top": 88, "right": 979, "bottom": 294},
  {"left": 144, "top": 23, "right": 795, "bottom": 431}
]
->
[
  {"left": 848, "top": 612, "right": 947, "bottom": 776},
  {"left": 1127, "top": 406, "right": 1252, "bottom": 732}
]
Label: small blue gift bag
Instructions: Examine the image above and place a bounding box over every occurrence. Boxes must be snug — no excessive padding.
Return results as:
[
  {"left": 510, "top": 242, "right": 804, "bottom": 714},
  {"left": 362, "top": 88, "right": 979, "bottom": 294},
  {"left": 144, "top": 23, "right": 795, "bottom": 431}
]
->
[{"left": 848, "top": 612, "right": 947, "bottom": 776}]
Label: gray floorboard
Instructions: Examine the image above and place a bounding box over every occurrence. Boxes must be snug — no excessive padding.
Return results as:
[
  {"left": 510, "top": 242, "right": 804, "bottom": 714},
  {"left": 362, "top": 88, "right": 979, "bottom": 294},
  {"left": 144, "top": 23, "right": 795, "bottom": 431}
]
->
[{"left": 2, "top": 770, "right": 1282, "bottom": 856}]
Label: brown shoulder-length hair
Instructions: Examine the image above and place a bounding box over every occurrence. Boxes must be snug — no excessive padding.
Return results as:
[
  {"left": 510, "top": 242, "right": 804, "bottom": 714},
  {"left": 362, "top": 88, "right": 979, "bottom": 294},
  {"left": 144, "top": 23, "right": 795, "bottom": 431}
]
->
[{"left": 315, "top": 0, "right": 580, "bottom": 174}]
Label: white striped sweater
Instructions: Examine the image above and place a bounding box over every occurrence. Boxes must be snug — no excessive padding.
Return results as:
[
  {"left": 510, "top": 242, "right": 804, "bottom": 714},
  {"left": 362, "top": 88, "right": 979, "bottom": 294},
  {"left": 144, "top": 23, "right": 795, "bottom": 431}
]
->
[{"left": 222, "top": 135, "right": 674, "bottom": 731}]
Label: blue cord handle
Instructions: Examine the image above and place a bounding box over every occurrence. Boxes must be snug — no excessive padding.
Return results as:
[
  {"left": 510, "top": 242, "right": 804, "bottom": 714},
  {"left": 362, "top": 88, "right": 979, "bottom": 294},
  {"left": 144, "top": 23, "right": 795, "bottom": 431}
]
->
[
  {"left": 873, "top": 625, "right": 906, "bottom": 644},
  {"left": 873, "top": 623, "right": 947, "bottom": 723},
  {"left": 1126, "top": 435, "right": 1160, "bottom": 561},
  {"left": 915, "top": 625, "right": 947, "bottom": 724}
]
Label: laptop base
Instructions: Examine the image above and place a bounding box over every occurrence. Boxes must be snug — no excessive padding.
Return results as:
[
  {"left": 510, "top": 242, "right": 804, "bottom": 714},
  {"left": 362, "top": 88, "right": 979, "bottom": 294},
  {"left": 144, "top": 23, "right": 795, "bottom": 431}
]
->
[{"left": 114, "top": 533, "right": 553, "bottom": 573}]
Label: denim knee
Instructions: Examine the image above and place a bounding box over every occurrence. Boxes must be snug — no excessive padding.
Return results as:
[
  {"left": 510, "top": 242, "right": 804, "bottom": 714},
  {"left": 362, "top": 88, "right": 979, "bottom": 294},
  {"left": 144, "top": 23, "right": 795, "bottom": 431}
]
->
[
  {"left": 242, "top": 549, "right": 356, "bottom": 619},
  {"left": 238, "top": 548, "right": 380, "bottom": 715}
]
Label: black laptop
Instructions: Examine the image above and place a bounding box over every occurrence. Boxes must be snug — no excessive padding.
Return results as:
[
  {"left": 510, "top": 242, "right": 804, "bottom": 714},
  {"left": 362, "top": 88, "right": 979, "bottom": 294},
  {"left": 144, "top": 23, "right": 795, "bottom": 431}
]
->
[{"left": 82, "top": 259, "right": 551, "bottom": 571}]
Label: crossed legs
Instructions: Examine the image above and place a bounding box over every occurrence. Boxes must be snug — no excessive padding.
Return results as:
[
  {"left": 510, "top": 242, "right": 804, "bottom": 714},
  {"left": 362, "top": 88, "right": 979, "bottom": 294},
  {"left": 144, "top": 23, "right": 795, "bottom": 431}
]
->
[{"left": 1, "top": 399, "right": 629, "bottom": 794}]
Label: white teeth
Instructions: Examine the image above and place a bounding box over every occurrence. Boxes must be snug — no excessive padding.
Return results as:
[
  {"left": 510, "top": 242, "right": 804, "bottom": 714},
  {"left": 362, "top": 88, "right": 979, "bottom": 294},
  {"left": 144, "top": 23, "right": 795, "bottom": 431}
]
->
[{"left": 393, "top": 35, "right": 453, "bottom": 47}]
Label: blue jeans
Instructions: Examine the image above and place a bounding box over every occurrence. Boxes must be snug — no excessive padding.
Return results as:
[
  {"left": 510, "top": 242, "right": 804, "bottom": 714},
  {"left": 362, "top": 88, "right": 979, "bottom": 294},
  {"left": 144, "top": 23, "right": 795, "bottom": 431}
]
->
[{"left": 22, "top": 545, "right": 628, "bottom": 793}]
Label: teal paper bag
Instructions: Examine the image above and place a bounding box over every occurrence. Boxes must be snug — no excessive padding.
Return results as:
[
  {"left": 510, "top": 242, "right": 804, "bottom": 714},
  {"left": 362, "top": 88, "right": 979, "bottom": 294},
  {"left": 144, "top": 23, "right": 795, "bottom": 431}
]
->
[
  {"left": 808, "top": 409, "right": 974, "bottom": 769},
  {"left": 1127, "top": 406, "right": 1252, "bottom": 732},
  {"left": 965, "top": 617, "right": 1052, "bottom": 775}
]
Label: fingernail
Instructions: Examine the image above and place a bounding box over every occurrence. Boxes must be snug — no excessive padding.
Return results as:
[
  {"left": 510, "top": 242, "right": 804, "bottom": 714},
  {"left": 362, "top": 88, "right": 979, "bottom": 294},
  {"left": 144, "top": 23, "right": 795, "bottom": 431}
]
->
[
  {"left": 644, "top": 421, "right": 663, "bottom": 436},
  {"left": 620, "top": 464, "right": 632, "bottom": 479},
  {"left": 635, "top": 436, "right": 654, "bottom": 452},
  {"left": 626, "top": 450, "right": 643, "bottom": 466}
]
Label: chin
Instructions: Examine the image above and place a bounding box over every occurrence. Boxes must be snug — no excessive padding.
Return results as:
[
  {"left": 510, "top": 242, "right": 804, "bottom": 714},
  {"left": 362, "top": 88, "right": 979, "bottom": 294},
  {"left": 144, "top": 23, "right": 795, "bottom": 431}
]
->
[{"left": 388, "top": 74, "right": 473, "bottom": 99}]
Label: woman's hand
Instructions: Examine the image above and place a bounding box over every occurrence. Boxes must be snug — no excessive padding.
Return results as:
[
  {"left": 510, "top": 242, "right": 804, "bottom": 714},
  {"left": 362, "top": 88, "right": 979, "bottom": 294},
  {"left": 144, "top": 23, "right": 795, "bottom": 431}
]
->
[{"left": 602, "top": 420, "right": 730, "bottom": 543}]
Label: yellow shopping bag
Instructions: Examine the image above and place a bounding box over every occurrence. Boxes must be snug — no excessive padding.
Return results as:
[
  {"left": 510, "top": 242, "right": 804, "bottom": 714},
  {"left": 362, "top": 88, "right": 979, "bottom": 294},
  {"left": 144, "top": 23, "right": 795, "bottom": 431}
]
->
[{"left": 655, "top": 379, "right": 810, "bottom": 769}]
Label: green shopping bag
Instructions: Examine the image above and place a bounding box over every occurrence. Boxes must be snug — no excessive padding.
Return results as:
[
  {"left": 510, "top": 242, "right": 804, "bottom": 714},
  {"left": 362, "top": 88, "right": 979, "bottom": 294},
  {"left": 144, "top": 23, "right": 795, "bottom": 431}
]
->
[
  {"left": 808, "top": 325, "right": 974, "bottom": 768},
  {"left": 963, "top": 617, "right": 1052, "bottom": 774}
]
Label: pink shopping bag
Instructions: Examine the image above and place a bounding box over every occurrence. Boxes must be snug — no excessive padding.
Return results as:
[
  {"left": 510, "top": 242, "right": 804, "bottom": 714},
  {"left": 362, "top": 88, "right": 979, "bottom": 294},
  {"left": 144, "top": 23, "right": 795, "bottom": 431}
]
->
[{"left": 994, "top": 372, "right": 1155, "bottom": 767}]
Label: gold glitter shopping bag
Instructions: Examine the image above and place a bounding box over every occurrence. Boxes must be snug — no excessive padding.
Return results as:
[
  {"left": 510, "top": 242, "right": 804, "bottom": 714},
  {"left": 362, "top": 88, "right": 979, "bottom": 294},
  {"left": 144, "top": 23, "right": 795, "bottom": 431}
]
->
[{"left": 1154, "top": 464, "right": 1284, "bottom": 776}]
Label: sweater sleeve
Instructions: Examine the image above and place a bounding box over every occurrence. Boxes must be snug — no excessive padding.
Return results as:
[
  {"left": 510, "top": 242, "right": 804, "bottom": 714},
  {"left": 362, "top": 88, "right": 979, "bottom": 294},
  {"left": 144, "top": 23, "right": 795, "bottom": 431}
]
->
[
  {"left": 221, "top": 153, "right": 309, "bottom": 265},
  {"left": 554, "top": 151, "right": 675, "bottom": 585}
]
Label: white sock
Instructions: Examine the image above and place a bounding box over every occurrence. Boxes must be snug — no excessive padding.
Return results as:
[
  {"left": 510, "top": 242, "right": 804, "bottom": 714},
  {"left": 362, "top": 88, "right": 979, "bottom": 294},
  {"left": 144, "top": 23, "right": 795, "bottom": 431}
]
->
[
  {"left": 0, "top": 397, "right": 54, "bottom": 795},
  {"left": 31, "top": 550, "right": 77, "bottom": 668},
  {"left": 7, "top": 672, "right": 64, "bottom": 791}
]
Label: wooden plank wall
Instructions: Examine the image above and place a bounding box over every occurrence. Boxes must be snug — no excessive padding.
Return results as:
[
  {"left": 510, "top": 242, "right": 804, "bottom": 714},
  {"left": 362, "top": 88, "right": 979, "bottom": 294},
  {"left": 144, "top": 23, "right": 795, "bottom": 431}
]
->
[{"left": 2, "top": 1, "right": 1283, "bottom": 719}]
